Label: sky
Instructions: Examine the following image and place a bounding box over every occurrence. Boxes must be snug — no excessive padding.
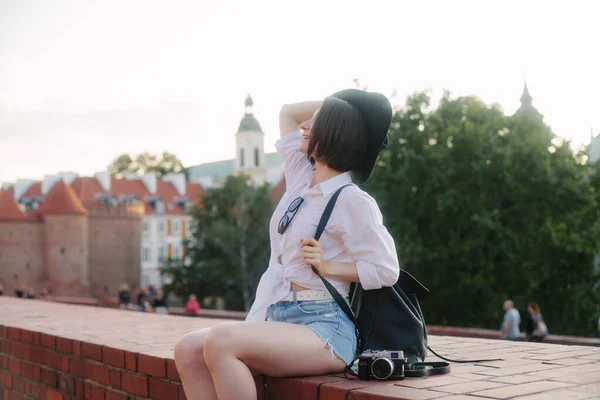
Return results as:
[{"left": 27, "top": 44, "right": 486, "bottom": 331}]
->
[{"left": 1, "top": 0, "right": 598, "bottom": 185}]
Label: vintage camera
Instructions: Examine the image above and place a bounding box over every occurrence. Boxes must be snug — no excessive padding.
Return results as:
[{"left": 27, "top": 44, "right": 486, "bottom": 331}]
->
[{"left": 358, "top": 350, "right": 406, "bottom": 380}]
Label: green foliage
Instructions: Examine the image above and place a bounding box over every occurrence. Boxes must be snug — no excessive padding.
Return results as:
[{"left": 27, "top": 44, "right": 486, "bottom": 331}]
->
[
  {"left": 108, "top": 151, "right": 185, "bottom": 178},
  {"left": 366, "top": 91, "right": 600, "bottom": 337},
  {"left": 161, "top": 174, "right": 273, "bottom": 311}
]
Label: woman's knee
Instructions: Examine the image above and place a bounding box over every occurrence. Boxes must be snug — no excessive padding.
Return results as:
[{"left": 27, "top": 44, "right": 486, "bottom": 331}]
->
[
  {"left": 203, "top": 323, "right": 239, "bottom": 367},
  {"left": 174, "top": 328, "right": 210, "bottom": 366}
]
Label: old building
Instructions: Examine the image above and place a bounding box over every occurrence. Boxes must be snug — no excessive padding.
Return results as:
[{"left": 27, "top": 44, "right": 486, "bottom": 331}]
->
[
  {"left": 0, "top": 180, "right": 143, "bottom": 299},
  {"left": 1, "top": 172, "right": 204, "bottom": 294}
]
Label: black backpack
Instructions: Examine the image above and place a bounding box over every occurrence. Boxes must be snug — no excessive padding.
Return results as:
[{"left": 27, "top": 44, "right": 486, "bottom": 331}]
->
[{"left": 312, "top": 185, "right": 500, "bottom": 378}]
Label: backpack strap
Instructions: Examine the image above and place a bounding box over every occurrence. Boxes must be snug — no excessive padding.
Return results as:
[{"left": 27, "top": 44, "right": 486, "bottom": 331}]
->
[
  {"left": 405, "top": 362, "right": 451, "bottom": 378},
  {"left": 311, "top": 184, "right": 361, "bottom": 356}
]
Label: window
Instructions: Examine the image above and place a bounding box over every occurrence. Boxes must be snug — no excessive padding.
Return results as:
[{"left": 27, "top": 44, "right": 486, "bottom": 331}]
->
[
  {"left": 255, "top": 148, "right": 260, "bottom": 167},
  {"left": 240, "top": 148, "right": 245, "bottom": 167},
  {"left": 159, "top": 221, "right": 164, "bottom": 233},
  {"left": 174, "top": 246, "right": 180, "bottom": 260},
  {"left": 174, "top": 221, "right": 179, "bottom": 233},
  {"left": 143, "top": 222, "right": 149, "bottom": 232},
  {"left": 158, "top": 246, "right": 165, "bottom": 262},
  {"left": 143, "top": 247, "right": 150, "bottom": 262}
]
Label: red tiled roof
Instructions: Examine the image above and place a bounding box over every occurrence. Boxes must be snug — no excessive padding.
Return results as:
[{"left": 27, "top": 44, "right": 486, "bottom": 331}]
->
[
  {"left": 110, "top": 177, "right": 153, "bottom": 214},
  {"left": 186, "top": 182, "right": 204, "bottom": 206},
  {"left": 22, "top": 182, "right": 42, "bottom": 198},
  {"left": 156, "top": 180, "right": 185, "bottom": 215},
  {"left": 4, "top": 186, "right": 15, "bottom": 200},
  {"left": 0, "top": 190, "right": 34, "bottom": 222},
  {"left": 71, "top": 177, "right": 108, "bottom": 203},
  {"left": 34, "top": 180, "right": 87, "bottom": 216},
  {"left": 13, "top": 175, "right": 204, "bottom": 217}
]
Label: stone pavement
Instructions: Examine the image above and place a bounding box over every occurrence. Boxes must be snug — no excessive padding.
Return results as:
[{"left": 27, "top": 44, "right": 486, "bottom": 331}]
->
[{"left": 0, "top": 296, "right": 599, "bottom": 399}]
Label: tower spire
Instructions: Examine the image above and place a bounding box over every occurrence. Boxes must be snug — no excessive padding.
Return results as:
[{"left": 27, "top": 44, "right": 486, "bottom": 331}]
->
[
  {"left": 244, "top": 93, "right": 254, "bottom": 115},
  {"left": 514, "top": 80, "right": 542, "bottom": 119},
  {"left": 520, "top": 81, "right": 533, "bottom": 106}
]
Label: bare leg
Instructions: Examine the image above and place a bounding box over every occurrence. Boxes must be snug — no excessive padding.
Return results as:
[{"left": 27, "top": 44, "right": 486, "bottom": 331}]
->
[
  {"left": 174, "top": 328, "right": 217, "bottom": 400},
  {"left": 204, "top": 321, "right": 346, "bottom": 400}
]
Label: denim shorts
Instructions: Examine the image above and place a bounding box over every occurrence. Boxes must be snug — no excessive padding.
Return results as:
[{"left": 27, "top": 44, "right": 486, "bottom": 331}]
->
[{"left": 265, "top": 298, "right": 357, "bottom": 365}]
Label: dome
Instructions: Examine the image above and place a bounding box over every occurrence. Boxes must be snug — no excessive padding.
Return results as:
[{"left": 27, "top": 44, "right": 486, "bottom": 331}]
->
[{"left": 238, "top": 114, "right": 262, "bottom": 132}]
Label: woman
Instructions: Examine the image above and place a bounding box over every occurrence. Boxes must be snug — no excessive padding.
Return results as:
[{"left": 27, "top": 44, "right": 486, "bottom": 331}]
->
[
  {"left": 174, "top": 89, "right": 399, "bottom": 400},
  {"left": 526, "top": 301, "right": 548, "bottom": 342}
]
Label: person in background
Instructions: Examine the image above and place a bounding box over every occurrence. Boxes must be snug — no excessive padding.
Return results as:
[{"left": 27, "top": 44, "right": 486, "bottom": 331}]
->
[
  {"left": 118, "top": 283, "right": 131, "bottom": 309},
  {"left": 500, "top": 299, "right": 521, "bottom": 340},
  {"left": 15, "top": 283, "right": 25, "bottom": 298},
  {"left": 152, "top": 289, "right": 169, "bottom": 314},
  {"left": 525, "top": 301, "right": 548, "bottom": 342},
  {"left": 137, "top": 287, "right": 149, "bottom": 312},
  {"left": 26, "top": 288, "right": 36, "bottom": 299},
  {"left": 0, "top": 281, "right": 4, "bottom": 296},
  {"left": 185, "top": 294, "right": 200, "bottom": 316}
]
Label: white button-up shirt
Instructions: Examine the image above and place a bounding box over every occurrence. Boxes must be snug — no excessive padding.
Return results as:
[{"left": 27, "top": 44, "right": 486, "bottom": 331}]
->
[{"left": 246, "top": 132, "right": 400, "bottom": 322}]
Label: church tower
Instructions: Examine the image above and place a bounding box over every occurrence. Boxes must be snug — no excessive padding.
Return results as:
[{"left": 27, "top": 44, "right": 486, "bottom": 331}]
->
[
  {"left": 234, "top": 94, "right": 266, "bottom": 185},
  {"left": 514, "top": 81, "right": 542, "bottom": 119}
]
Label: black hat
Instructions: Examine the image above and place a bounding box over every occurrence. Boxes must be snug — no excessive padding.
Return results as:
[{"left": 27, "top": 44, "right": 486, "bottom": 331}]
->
[{"left": 330, "top": 89, "right": 392, "bottom": 184}]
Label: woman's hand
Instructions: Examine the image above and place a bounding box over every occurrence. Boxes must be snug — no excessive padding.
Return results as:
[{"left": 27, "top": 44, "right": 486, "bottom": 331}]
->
[
  {"left": 300, "top": 238, "right": 328, "bottom": 274},
  {"left": 301, "top": 238, "right": 360, "bottom": 282},
  {"left": 280, "top": 101, "right": 323, "bottom": 137}
]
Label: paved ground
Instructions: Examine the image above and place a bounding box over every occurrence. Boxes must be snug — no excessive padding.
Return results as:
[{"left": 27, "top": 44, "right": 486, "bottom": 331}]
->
[{"left": 1, "top": 296, "right": 599, "bottom": 399}]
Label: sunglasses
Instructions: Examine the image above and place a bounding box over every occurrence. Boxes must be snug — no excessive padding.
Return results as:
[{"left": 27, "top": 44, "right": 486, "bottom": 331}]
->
[{"left": 278, "top": 196, "right": 304, "bottom": 234}]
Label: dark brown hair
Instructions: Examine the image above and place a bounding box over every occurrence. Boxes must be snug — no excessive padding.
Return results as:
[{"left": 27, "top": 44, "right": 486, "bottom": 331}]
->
[
  {"left": 528, "top": 301, "right": 540, "bottom": 313},
  {"left": 307, "top": 97, "right": 368, "bottom": 172}
]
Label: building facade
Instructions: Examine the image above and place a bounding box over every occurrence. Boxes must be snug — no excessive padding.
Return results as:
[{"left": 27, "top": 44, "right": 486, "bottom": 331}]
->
[
  {"left": 0, "top": 180, "right": 143, "bottom": 299},
  {"left": 1, "top": 171, "right": 204, "bottom": 293}
]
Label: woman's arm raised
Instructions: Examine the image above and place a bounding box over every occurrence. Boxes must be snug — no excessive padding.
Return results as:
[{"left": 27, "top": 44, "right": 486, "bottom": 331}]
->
[{"left": 279, "top": 101, "right": 322, "bottom": 137}]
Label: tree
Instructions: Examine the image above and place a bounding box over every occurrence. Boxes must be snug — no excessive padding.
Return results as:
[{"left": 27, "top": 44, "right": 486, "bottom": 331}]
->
[
  {"left": 107, "top": 154, "right": 134, "bottom": 176},
  {"left": 365, "top": 91, "right": 600, "bottom": 336},
  {"left": 107, "top": 151, "right": 185, "bottom": 178},
  {"left": 161, "top": 174, "right": 273, "bottom": 311}
]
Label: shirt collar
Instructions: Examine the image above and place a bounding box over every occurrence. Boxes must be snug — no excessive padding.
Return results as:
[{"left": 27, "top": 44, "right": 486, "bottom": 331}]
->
[{"left": 314, "top": 172, "right": 353, "bottom": 196}]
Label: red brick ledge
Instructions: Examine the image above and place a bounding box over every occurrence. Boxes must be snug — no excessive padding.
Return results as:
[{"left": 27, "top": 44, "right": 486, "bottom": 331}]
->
[{"left": 1, "top": 297, "right": 599, "bottom": 400}]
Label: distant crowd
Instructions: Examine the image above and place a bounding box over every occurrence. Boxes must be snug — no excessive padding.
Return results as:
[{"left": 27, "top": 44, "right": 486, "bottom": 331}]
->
[
  {"left": 0, "top": 281, "right": 201, "bottom": 317},
  {"left": 0, "top": 282, "right": 49, "bottom": 300},
  {"left": 500, "top": 299, "right": 552, "bottom": 342},
  {"left": 117, "top": 283, "right": 201, "bottom": 316}
]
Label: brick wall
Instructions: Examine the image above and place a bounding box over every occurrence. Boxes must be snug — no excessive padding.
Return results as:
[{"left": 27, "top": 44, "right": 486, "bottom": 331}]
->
[
  {"left": 0, "top": 325, "right": 192, "bottom": 400},
  {"left": 43, "top": 215, "right": 89, "bottom": 297},
  {"left": 1, "top": 297, "right": 599, "bottom": 400},
  {"left": 0, "top": 221, "right": 44, "bottom": 296},
  {"left": 88, "top": 207, "right": 142, "bottom": 298}
]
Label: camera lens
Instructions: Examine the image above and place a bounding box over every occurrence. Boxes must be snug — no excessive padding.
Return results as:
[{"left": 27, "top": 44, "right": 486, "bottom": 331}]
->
[{"left": 371, "top": 358, "right": 395, "bottom": 380}]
